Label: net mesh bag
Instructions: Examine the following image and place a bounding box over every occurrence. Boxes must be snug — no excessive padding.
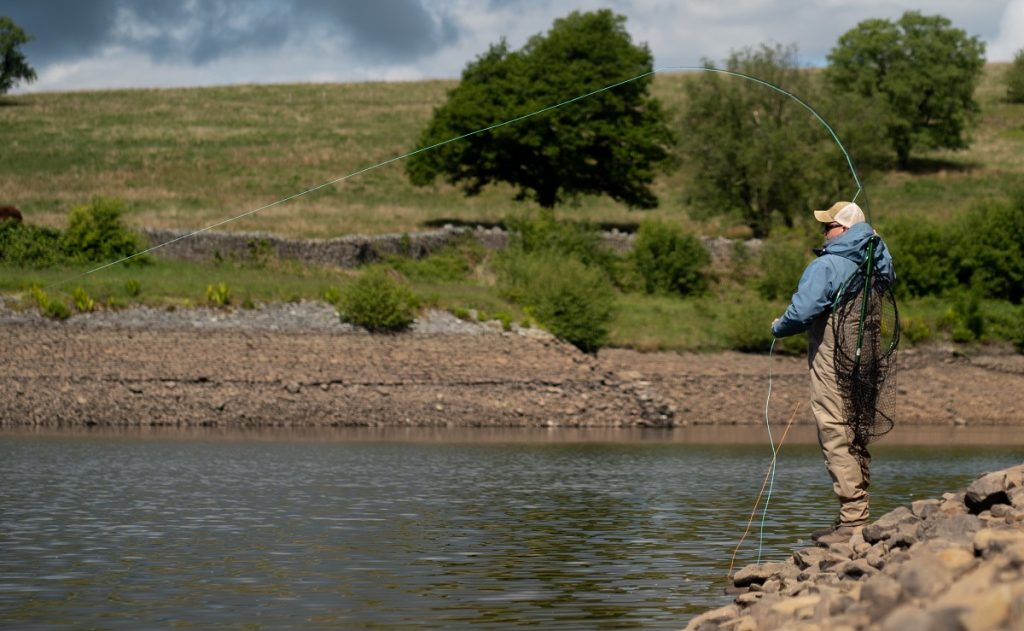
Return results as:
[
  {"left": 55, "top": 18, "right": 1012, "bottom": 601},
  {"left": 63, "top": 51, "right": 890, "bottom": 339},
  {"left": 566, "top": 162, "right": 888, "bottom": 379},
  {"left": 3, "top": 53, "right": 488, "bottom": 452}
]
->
[{"left": 831, "top": 239, "right": 900, "bottom": 462}]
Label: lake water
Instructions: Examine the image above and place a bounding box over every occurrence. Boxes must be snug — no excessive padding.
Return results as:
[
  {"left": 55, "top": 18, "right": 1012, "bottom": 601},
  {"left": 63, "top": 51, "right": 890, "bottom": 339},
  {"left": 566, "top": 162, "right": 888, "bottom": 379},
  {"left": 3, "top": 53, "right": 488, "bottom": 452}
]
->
[{"left": 2, "top": 428, "right": 1022, "bottom": 630}]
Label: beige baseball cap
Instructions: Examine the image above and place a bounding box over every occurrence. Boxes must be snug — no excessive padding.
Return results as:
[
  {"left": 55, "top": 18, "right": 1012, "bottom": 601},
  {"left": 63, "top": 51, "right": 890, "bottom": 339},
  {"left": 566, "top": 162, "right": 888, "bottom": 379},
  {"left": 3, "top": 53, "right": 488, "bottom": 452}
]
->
[{"left": 814, "top": 201, "right": 865, "bottom": 227}]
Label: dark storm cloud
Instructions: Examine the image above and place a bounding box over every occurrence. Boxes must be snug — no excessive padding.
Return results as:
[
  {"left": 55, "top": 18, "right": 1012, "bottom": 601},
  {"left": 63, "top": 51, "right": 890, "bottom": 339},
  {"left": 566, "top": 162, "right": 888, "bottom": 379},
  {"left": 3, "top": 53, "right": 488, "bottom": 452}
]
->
[
  {"left": 2, "top": 0, "right": 121, "bottom": 66},
  {"left": 2, "top": 0, "right": 459, "bottom": 69},
  {"left": 294, "top": 0, "right": 460, "bottom": 58}
]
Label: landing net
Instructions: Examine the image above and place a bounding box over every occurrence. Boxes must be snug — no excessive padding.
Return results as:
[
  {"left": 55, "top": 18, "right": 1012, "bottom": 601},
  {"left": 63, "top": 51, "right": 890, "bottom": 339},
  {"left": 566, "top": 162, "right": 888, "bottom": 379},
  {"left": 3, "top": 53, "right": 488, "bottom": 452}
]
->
[{"left": 831, "top": 238, "right": 900, "bottom": 463}]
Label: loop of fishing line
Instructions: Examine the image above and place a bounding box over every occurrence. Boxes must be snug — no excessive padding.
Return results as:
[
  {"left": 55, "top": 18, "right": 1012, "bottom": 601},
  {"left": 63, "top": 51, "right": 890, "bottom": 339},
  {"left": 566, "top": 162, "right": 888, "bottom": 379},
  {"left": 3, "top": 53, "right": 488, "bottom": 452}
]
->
[{"left": 51, "top": 65, "right": 866, "bottom": 289}]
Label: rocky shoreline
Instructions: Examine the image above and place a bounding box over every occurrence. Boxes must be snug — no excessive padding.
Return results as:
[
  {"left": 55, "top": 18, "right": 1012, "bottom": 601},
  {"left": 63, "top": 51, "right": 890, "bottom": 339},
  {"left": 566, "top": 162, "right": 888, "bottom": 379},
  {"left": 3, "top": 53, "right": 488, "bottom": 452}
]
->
[
  {"left": 2, "top": 301, "right": 1024, "bottom": 428},
  {"left": 687, "top": 464, "right": 1024, "bottom": 631}
]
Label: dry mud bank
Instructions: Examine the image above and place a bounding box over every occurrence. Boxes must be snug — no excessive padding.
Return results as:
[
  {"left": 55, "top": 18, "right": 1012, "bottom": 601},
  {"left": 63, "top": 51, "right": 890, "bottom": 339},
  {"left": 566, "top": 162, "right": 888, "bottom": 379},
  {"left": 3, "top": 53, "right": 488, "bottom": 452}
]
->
[
  {"left": 2, "top": 303, "right": 1024, "bottom": 428},
  {"left": 687, "top": 465, "right": 1024, "bottom": 631}
]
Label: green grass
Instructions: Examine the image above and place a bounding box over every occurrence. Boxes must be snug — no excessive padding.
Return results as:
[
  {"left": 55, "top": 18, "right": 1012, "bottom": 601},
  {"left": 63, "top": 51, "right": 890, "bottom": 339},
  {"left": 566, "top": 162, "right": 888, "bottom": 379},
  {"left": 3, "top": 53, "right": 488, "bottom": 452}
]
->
[{"left": 2, "top": 66, "right": 1023, "bottom": 352}]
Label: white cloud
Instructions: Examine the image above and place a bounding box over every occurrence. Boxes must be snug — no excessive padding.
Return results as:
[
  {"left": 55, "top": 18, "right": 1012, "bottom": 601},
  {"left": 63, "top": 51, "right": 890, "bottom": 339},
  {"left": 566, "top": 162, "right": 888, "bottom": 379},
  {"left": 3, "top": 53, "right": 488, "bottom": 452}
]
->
[
  {"left": 989, "top": 0, "right": 1024, "bottom": 59},
  {"left": 12, "top": 0, "right": 1017, "bottom": 93}
]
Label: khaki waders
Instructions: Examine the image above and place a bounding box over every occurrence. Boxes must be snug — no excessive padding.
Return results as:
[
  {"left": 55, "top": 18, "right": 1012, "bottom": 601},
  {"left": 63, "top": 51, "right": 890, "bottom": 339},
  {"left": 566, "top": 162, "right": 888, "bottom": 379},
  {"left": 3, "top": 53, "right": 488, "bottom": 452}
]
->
[{"left": 807, "top": 312, "right": 870, "bottom": 525}]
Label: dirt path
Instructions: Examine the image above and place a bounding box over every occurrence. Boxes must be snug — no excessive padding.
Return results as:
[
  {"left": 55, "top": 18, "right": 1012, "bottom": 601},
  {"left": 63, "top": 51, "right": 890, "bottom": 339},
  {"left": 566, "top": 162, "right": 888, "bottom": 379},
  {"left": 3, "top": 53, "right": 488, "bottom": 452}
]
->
[{"left": 2, "top": 306, "right": 1023, "bottom": 428}]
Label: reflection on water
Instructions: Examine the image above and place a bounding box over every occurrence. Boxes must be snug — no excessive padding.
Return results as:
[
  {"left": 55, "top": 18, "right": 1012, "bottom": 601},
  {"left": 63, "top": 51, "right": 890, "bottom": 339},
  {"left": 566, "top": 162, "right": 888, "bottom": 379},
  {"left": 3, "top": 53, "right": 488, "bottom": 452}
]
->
[{"left": 1, "top": 430, "right": 1021, "bottom": 629}]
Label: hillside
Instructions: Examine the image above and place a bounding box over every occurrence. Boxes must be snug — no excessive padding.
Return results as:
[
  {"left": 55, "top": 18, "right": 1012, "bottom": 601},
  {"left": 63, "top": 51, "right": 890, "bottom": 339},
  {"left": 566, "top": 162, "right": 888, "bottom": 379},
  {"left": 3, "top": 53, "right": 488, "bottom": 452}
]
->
[{"left": 1, "top": 65, "right": 1020, "bottom": 238}]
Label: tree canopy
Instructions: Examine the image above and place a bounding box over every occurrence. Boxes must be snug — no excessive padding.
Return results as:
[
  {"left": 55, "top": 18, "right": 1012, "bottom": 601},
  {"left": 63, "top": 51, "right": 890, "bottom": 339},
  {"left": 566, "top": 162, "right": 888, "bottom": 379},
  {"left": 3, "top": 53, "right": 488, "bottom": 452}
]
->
[
  {"left": 824, "top": 11, "right": 985, "bottom": 168},
  {"left": 678, "top": 44, "right": 888, "bottom": 238},
  {"left": 405, "top": 9, "right": 674, "bottom": 209},
  {"left": 0, "top": 16, "right": 37, "bottom": 95},
  {"left": 1007, "top": 48, "right": 1024, "bottom": 104}
]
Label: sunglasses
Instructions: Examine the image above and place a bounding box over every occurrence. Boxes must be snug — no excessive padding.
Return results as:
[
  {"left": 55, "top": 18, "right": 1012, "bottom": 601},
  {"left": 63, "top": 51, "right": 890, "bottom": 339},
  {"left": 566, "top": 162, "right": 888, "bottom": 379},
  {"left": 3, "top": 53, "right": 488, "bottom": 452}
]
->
[{"left": 822, "top": 222, "right": 843, "bottom": 233}]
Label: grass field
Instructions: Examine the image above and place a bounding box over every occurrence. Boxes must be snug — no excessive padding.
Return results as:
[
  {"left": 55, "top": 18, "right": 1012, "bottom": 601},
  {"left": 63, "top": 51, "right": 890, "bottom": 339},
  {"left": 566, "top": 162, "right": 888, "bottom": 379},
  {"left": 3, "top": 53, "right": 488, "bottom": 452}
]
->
[
  {"left": 2, "top": 65, "right": 1022, "bottom": 352},
  {"left": 3, "top": 65, "right": 1020, "bottom": 238}
]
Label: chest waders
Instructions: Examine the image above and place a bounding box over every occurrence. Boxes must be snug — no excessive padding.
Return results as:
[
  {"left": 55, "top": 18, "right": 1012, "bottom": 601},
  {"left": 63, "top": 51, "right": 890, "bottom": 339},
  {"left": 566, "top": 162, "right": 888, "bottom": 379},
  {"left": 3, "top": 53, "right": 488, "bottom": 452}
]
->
[{"left": 831, "top": 236, "right": 901, "bottom": 463}]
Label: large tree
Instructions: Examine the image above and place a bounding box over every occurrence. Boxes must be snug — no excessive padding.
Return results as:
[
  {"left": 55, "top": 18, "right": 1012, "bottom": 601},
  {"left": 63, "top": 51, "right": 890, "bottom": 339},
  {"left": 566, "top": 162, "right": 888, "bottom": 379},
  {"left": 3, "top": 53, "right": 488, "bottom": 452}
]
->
[
  {"left": 678, "top": 44, "right": 889, "bottom": 238},
  {"left": 825, "top": 11, "right": 985, "bottom": 168},
  {"left": 0, "top": 16, "right": 37, "bottom": 95},
  {"left": 405, "top": 10, "right": 674, "bottom": 209}
]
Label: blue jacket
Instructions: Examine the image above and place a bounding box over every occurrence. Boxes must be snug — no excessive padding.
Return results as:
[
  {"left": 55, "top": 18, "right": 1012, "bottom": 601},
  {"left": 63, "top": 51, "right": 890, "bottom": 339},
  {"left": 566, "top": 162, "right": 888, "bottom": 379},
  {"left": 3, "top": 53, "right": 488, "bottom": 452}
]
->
[{"left": 771, "top": 223, "right": 895, "bottom": 338}]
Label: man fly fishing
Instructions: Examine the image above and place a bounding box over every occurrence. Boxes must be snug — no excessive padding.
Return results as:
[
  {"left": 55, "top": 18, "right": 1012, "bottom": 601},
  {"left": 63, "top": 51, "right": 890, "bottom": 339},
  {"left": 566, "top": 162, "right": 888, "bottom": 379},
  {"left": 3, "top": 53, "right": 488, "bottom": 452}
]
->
[{"left": 771, "top": 201, "right": 899, "bottom": 546}]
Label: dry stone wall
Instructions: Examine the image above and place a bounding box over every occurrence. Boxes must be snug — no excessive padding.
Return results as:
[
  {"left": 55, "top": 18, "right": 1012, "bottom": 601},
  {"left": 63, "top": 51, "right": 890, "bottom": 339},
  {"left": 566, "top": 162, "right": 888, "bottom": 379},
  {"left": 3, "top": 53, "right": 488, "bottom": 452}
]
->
[{"left": 141, "top": 226, "right": 758, "bottom": 269}]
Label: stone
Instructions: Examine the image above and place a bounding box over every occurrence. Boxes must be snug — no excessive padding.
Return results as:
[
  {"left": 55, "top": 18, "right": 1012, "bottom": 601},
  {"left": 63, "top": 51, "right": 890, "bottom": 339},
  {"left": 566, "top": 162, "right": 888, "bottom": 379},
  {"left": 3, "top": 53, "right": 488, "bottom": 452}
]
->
[
  {"left": 923, "top": 513, "right": 982, "bottom": 545},
  {"left": 1010, "top": 486, "right": 1024, "bottom": 510},
  {"left": 735, "top": 591, "right": 762, "bottom": 607},
  {"left": 896, "top": 552, "right": 954, "bottom": 599},
  {"left": 838, "top": 558, "right": 874, "bottom": 580},
  {"left": 936, "top": 546, "right": 976, "bottom": 575},
  {"left": 880, "top": 605, "right": 934, "bottom": 631},
  {"left": 911, "top": 498, "right": 940, "bottom": 520},
  {"left": 865, "top": 544, "right": 887, "bottom": 570},
  {"left": 888, "top": 523, "right": 921, "bottom": 550},
  {"left": 731, "top": 615, "right": 758, "bottom": 631},
  {"left": 770, "top": 594, "right": 821, "bottom": 617},
  {"left": 826, "top": 542, "right": 854, "bottom": 559},
  {"left": 860, "top": 574, "right": 902, "bottom": 620},
  {"left": 685, "top": 604, "right": 740, "bottom": 630},
  {"left": 955, "top": 584, "right": 1013, "bottom": 631},
  {"left": 793, "top": 547, "right": 828, "bottom": 570},
  {"left": 974, "top": 527, "right": 1024, "bottom": 557},
  {"left": 965, "top": 468, "right": 1021, "bottom": 514},
  {"left": 733, "top": 562, "right": 790, "bottom": 588}
]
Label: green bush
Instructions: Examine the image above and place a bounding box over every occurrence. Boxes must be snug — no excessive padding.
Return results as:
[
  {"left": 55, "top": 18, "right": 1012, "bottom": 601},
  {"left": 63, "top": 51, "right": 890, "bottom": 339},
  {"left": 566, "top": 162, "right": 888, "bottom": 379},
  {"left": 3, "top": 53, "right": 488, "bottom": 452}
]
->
[
  {"left": 338, "top": 268, "right": 419, "bottom": 332},
  {"left": 30, "top": 285, "right": 70, "bottom": 320},
  {"left": 384, "top": 238, "right": 484, "bottom": 283},
  {"left": 60, "top": 197, "right": 146, "bottom": 265},
  {"left": 631, "top": 220, "right": 709, "bottom": 296},
  {"left": 124, "top": 279, "right": 142, "bottom": 297},
  {"left": 206, "top": 283, "right": 231, "bottom": 308},
  {"left": 497, "top": 250, "right": 615, "bottom": 352},
  {"left": 754, "top": 239, "right": 811, "bottom": 300},
  {"left": 504, "top": 211, "right": 619, "bottom": 280},
  {"left": 899, "top": 315, "right": 933, "bottom": 345},
  {"left": 950, "top": 192, "right": 1024, "bottom": 303},
  {"left": 1007, "top": 48, "right": 1024, "bottom": 103},
  {"left": 320, "top": 286, "right": 341, "bottom": 305},
  {"left": 72, "top": 287, "right": 95, "bottom": 313},
  {"left": 0, "top": 221, "right": 63, "bottom": 266},
  {"left": 878, "top": 215, "right": 957, "bottom": 298}
]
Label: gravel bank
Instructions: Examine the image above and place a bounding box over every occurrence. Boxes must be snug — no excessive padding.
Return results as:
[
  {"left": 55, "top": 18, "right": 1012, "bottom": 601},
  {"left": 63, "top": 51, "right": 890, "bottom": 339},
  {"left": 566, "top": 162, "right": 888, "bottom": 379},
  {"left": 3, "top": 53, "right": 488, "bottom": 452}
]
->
[
  {"left": 2, "top": 301, "right": 1024, "bottom": 428},
  {"left": 687, "top": 464, "right": 1024, "bottom": 631}
]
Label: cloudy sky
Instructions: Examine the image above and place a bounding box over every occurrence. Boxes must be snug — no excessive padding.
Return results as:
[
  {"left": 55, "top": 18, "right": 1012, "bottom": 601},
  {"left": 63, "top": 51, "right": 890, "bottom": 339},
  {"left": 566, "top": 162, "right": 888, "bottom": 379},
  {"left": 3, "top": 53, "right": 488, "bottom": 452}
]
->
[{"left": 6, "top": 0, "right": 1024, "bottom": 93}]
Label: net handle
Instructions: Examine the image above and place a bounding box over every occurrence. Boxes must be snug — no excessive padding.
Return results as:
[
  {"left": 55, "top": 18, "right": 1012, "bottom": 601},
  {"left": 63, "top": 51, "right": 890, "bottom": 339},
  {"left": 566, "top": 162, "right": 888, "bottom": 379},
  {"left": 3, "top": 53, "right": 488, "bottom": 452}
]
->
[{"left": 852, "top": 236, "right": 879, "bottom": 374}]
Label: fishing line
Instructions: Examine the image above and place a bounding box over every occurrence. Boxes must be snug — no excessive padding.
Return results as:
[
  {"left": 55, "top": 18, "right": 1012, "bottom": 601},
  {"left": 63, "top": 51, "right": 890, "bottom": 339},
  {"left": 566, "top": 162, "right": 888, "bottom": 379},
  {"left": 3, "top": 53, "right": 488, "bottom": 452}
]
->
[
  {"left": 49, "top": 65, "right": 867, "bottom": 288},
  {"left": 727, "top": 397, "right": 800, "bottom": 579},
  {"left": 758, "top": 337, "right": 778, "bottom": 564}
]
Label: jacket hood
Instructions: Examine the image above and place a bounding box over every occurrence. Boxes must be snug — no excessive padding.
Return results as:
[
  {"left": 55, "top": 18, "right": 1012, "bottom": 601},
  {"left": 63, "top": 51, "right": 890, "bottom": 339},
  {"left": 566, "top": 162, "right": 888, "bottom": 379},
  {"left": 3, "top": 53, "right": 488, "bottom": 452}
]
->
[{"left": 821, "top": 222, "right": 879, "bottom": 265}]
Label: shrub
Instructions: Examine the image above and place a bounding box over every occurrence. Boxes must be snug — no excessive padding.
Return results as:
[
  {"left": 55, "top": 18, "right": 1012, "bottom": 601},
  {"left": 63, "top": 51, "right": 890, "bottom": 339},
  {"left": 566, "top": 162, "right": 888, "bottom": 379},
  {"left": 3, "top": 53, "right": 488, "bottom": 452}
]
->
[
  {"left": 320, "top": 286, "right": 341, "bottom": 305},
  {"left": 950, "top": 192, "right": 1024, "bottom": 303},
  {"left": 338, "top": 269, "right": 419, "bottom": 332},
  {"left": 384, "top": 238, "right": 484, "bottom": 283},
  {"left": 1008, "top": 48, "right": 1024, "bottom": 103},
  {"left": 60, "top": 197, "right": 146, "bottom": 265},
  {"left": 206, "top": 283, "right": 231, "bottom": 308},
  {"left": 124, "top": 279, "right": 142, "bottom": 297},
  {"left": 631, "top": 220, "right": 710, "bottom": 296},
  {"left": 72, "top": 287, "right": 95, "bottom": 313},
  {"left": 754, "top": 239, "right": 811, "bottom": 300},
  {"left": 497, "top": 250, "right": 615, "bottom": 352},
  {"left": 30, "top": 285, "right": 70, "bottom": 320},
  {"left": 878, "top": 215, "right": 956, "bottom": 298},
  {"left": 0, "top": 221, "right": 63, "bottom": 266},
  {"left": 899, "top": 316, "right": 933, "bottom": 345},
  {"left": 504, "top": 211, "right": 619, "bottom": 280}
]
